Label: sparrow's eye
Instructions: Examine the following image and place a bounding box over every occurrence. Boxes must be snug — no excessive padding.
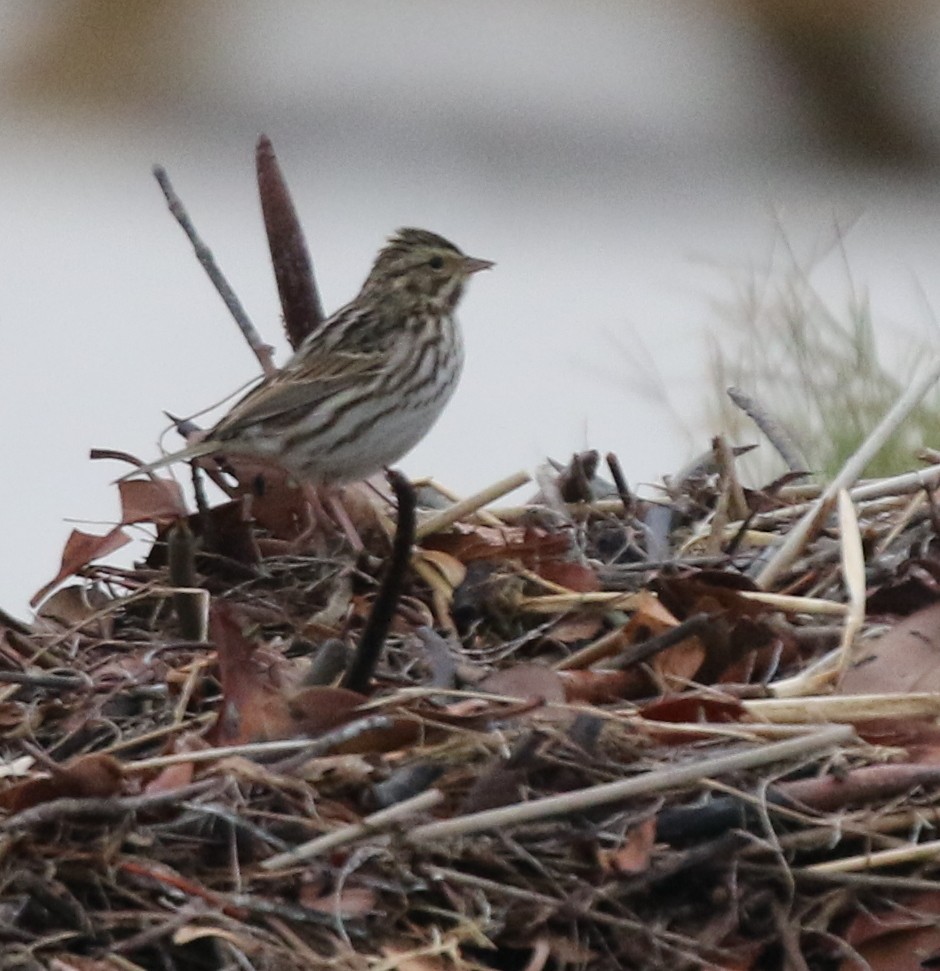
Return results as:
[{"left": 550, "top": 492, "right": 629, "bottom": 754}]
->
[{"left": 429, "top": 255, "right": 444, "bottom": 270}]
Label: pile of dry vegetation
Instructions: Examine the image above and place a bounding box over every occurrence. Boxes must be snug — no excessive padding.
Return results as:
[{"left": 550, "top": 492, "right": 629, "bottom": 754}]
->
[{"left": 4, "top": 139, "right": 940, "bottom": 971}]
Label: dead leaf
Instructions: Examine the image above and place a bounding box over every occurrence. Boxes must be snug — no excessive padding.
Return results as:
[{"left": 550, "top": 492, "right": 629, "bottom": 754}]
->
[
  {"left": 298, "top": 883, "right": 377, "bottom": 917},
  {"left": 480, "top": 664, "right": 567, "bottom": 704},
  {"left": 637, "top": 695, "right": 749, "bottom": 744},
  {"left": 841, "top": 891, "right": 940, "bottom": 971},
  {"left": 548, "top": 614, "right": 604, "bottom": 644},
  {"left": 622, "top": 591, "right": 681, "bottom": 636},
  {"left": 143, "top": 734, "right": 206, "bottom": 795},
  {"left": 535, "top": 559, "right": 600, "bottom": 592},
  {"left": 854, "top": 718, "right": 940, "bottom": 762},
  {"left": 416, "top": 548, "right": 467, "bottom": 588},
  {"left": 208, "top": 602, "right": 294, "bottom": 745},
  {"left": 35, "top": 583, "right": 112, "bottom": 629},
  {"left": 286, "top": 686, "right": 369, "bottom": 737},
  {"left": 557, "top": 668, "right": 635, "bottom": 703},
  {"left": 118, "top": 477, "right": 188, "bottom": 524},
  {"left": 0, "top": 753, "right": 123, "bottom": 813},
  {"left": 147, "top": 499, "right": 260, "bottom": 572},
  {"left": 649, "top": 635, "right": 707, "bottom": 690},
  {"left": 598, "top": 816, "right": 657, "bottom": 874},
  {"left": 230, "top": 460, "right": 311, "bottom": 540},
  {"left": 173, "top": 925, "right": 259, "bottom": 949},
  {"left": 423, "top": 523, "right": 570, "bottom": 565},
  {"left": 31, "top": 527, "right": 130, "bottom": 606},
  {"left": 839, "top": 601, "right": 940, "bottom": 695}
]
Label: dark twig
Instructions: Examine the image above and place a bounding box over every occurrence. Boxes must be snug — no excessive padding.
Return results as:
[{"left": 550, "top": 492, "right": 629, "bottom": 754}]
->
[
  {"left": 0, "top": 670, "right": 91, "bottom": 691},
  {"left": 606, "top": 452, "right": 636, "bottom": 518},
  {"left": 0, "top": 605, "right": 33, "bottom": 637},
  {"left": 89, "top": 447, "right": 146, "bottom": 474},
  {"left": 341, "top": 470, "right": 417, "bottom": 694},
  {"left": 267, "top": 715, "right": 399, "bottom": 774},
  {"left": 152, "top": 165, "right": 277, "bottom": 377},
  {"left": 556, "top": 450, "right": 598, "bottom": 503},
  {"left": 607, "top": 612, "right": 713, "bottom": 671},
  {"left": 167, "top": 519, "right": 206, "bottom": 641},
  {"left": 224, "top": 892, "right": 337, "bottom": 928},
  {"left": 0, "top": 780, "right": 218, "bottom": 832},
  {"left": 256, "top": 135, "right": 325, "bottom": 351}
]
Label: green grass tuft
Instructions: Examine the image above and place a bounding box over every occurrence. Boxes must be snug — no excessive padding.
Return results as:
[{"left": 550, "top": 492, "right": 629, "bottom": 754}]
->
[{"left": 706, "top": 224, "right": 940, "bottom": 483}]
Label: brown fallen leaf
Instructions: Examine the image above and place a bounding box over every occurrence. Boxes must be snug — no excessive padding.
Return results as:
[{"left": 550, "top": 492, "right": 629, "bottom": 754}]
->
[
  {"left": 557, "top": 668, "right": 636, "bottom": 704},
  {"left": 839, "top": 600, "right": 940, "bottom": 695},
  {"left": 143, "top": 733, "right": 208, "bottom": 795},
  {"left": 0, "top": 753, "right": 123, "bottom": 813},
  {"left": 423, "top": 523, "right": 571, "bottom": 565},
  {"left": 480, "top": 664, "right": 567, "bottom": 704},
  {"left": 649, "top": 635, "right": 707, "bottom": 691},
  {"left": 535, "top": 558, "right": 600, "bottom": 592},
  {"left": 298, "top": 883, "right": 377, "bottom": 917},
  {"left": 286, "top": 685, "right": 370, "bottom": 738},
  {"left": 35, "top": 583, "right": 112, "bottom": 630},
  {"left": 31, "top": 527, "right": 130, "bottom": 607},
  {"left": 208, "top": 602, "right": 295, "bottom": 745},
  {"left": 840, "top": 891, "right": 940, "bottom": 971},
  {"left": 597, "top": 816, "right": 657, "bottom": 874},
  {"left": 118, "top": 477, "right": 188, "bottom": 524}
]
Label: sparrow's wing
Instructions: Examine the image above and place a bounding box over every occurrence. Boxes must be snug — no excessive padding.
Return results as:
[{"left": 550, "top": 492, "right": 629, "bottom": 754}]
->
[{"left": 213, "top": 348, "right": 386, "bottom": 436}]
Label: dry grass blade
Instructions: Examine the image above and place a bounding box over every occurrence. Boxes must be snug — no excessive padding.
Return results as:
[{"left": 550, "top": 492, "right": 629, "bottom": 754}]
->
[
  {"left": 415, "top": 469, "right": 530, "bottom": 538},
  {"left": 737, "top": 591, "right": 848, "bottom": 615},
  {"left": 519, "top": 591, "right": 642, "bottom": 613},
  {"left": 742, "top": 693, "right": 940, "bottom": 723},
  {"left": 835, "top": 488, "right": 867, "bottom": 682},
  {"left": 805, "top": 839, "right": 940, "bottom": 874}
]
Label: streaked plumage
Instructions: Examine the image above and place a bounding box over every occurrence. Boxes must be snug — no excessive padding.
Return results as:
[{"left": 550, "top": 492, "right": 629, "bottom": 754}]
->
[{"left": 127, "top": 228, "right": 492, "bottom": 483}]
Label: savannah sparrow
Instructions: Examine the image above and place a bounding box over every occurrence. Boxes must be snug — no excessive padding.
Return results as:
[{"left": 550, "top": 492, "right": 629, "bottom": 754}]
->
[{"left": 128, "top": 228, "right": 493, "bottom": 483}]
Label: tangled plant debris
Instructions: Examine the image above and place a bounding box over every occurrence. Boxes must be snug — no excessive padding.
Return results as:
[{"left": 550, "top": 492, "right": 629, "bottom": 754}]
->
[{"left": 4, "top": 139, "right": 940, "bottom": 970}]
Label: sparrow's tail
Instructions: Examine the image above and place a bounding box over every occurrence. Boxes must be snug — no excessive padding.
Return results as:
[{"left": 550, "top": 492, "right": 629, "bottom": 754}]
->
[{"left": 115, "top": 439, "right": 221, "bottom": 482}]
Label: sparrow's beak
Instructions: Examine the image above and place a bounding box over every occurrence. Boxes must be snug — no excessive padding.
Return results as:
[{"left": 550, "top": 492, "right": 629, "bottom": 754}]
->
[{"left": 463, "top": 256, "right": 495, "bottom": 274}]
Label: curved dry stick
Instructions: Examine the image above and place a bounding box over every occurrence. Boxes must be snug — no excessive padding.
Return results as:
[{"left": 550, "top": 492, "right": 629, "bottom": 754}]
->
[
  {"left": 727, "top": 386, "right": 808, "bottom": 474},
  {"left": 341, "top": 469, "right": 417, "bottom": 694}
]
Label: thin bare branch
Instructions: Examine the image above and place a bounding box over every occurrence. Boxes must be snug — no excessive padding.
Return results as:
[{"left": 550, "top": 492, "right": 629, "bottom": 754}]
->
[{"left": 153, "top": 164, "right": 276, "bottom": 376}]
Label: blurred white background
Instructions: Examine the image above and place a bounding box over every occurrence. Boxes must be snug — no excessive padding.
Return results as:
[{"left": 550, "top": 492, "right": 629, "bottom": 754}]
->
[{"left": 5, "top": 0, "right": 940, "bottom": 616}]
